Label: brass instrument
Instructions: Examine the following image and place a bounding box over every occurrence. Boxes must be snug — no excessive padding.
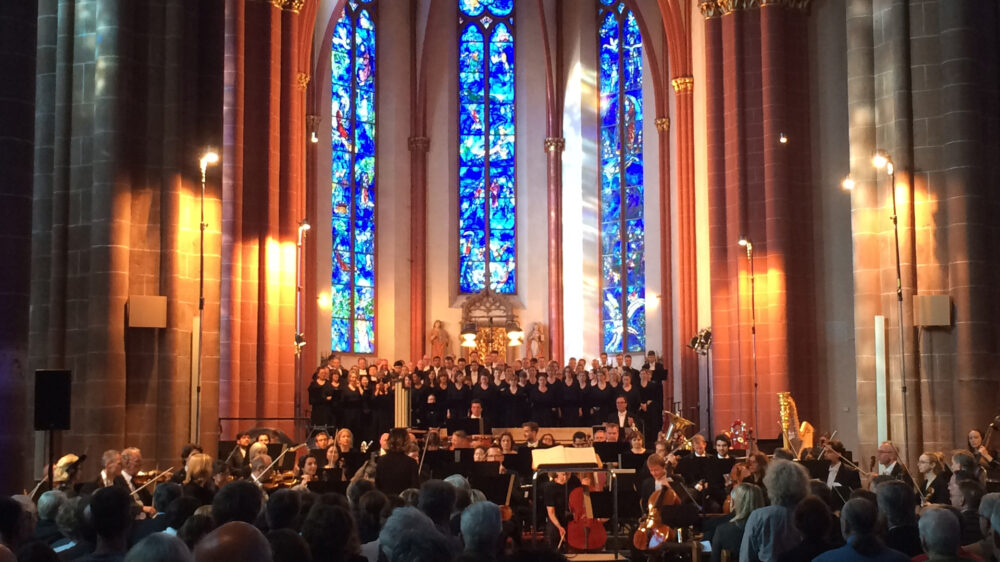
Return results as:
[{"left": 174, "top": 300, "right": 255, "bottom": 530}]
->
[
  {"left": 778, "top": 392, "right": 813, "bottom": 457},
  {"left": 663, "top": 411, "right": 694, "bottom": 448}
]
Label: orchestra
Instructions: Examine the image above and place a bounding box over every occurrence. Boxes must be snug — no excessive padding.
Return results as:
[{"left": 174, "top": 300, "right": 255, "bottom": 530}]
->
[{"left": 16, "top": 351, "right": 1000, "bottom": 560}]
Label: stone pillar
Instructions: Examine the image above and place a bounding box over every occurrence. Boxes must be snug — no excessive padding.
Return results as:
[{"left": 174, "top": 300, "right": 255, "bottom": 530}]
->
[
  {"left": 0, "top": 1, "right": 37, "bottom": 492},
  {"left": 409, "top": 135, "right": 428, "bottom": 362},
  {"left": 544, "top": 137, "right": 565, "bottom": 364},
  {"left": 703, "top": 0, "right": 816, "bottom": 439}
]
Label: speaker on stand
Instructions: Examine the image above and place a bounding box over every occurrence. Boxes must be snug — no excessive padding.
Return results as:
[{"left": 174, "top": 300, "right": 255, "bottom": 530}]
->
[{"left": 35, "top": 370, "right": 72, "bottom": 490}]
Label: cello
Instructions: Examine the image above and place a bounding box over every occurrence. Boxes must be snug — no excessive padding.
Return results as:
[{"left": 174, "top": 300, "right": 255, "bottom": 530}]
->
[
  {"left": 567, "top": 475, "right": 607, "bottom": 551},
  {"left": 633, "top": 477, "right": 681, "bottom": 550}
]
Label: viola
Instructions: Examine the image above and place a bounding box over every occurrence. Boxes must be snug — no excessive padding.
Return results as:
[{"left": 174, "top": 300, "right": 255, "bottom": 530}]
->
[
  {"left": 567, "top": 484, "right": 607, "bottom": 551},
  {"left": 633, "top": 480, "right": 680, "bottom": 550}
]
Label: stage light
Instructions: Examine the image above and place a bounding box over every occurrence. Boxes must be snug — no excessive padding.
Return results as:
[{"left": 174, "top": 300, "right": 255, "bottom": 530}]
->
[
  {"left": 778, "top": 132, "right": 788, "bottom": 144},
  {"left": 199, "top": 150, "right": 219, "bottom": 173},
  {"left": 738, "top": 236, "right": 752, "bottom": 251},
  {"left": 298, "top": 220, "right": 311, "bottom": 234},
  {"left": 310, "top": 131, "right": 319, "bottom": 144},
  {"left": 842, "top": 176, "right": 855, "bottom": 191},
  {"left": 872, "top": 149, "right": 891, "bottom": 171}
]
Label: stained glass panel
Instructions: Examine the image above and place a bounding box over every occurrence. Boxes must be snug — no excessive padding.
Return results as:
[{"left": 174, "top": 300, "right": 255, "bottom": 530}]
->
[
  {"left": 330, "top": 1, "right": 377, "bottom": 353},
  {"left": 459, "top": 4, "right": 515, "bottom": 294},
  {"left": 599, "top": 1, "right": 645, "bottom": 354}
]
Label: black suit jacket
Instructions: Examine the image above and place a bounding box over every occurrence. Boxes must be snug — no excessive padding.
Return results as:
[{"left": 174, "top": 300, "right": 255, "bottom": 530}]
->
[
  {"left": 374, "top": 452, "right": 419, "bottom": 496},
  {"left": 828, "top": 464, "right": 861, "bottom": 508},
  {"left": 607, "top": 410, "right": 644, "bottom": 434}
]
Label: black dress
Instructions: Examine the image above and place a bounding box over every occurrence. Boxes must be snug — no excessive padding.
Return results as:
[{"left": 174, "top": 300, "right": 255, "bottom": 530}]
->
[
  {"left": 472, "top": 382, "right": 499, "bottom": 430},
  {"left": 501, "top": 383, "right": 530, "bottom": 428},
  {"left": 340, "top": 385, "right": 364, "bottom": 436},
  {"left": 308, "top": 380, "right": 332, "bottom": 427},
  {"left": 529, "top": 384, "right": 558, "bottom": 427},
  {"left": 638, "top": 380, "right": 663, "bottom": 442},
  {"left": 619, "top": 385, "right": 641, "bottom": 413},
  {"left": 371, "top": 389, "right": 394, "bottom": 436},
  {"left": 446, "top": 382, "right": 471, "bottom": 420},
  {"left": 588, "top": 384, "right": 613, "bottom": 425},
  {"left": 559, "top": 381, "right": 580, "bottom": 427}
]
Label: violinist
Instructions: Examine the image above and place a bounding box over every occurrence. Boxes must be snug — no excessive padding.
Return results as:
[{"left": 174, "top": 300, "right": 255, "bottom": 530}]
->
[
  {"left": 916, "top": 452, "right": 949, "bottom": 505},
  {"left": 968, "top": 428, "right": 1000, "bottom": 477},
  {"left": 292, "top": 454, "right": 320, "bottom": 491},
  {"left": 250, "top": 454, "right": 273, "bottom": 488},
  {"left": 228, "top": 432, "right": 253, "bottom": 474},
  {"left": 182, "top": 453, "right": 216, "bottom": 506},
  {"left": 822, "top": 440, "right": 860, "bottom": 509},
  {"left": 120, "top": 448, "right": 156, "bottom": 515}
]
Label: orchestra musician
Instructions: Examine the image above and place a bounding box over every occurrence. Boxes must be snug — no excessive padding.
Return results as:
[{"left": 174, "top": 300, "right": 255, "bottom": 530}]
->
[
  {"left": 876, "top": 441, "right": 914, "bottom": 487},
  {"left": 916, "top": 451, "right": 950, "bottom": 505},
  {"left": 543, "top": 471, "right": 571, "bottom": 549},
  {"left": 228, "top": 432, "right": 253, "bottom": 475},
  {"left": 823, "top": 440, "right": 861, "bottom": 509}
]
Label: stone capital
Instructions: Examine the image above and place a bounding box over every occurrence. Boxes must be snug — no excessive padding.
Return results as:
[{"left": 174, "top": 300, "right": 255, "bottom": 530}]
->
[
  {"left": 718, "top": 0, "right": 760, "bottom": 15},
  {"left": 699, "top": 0, "right": 723, "bottom": 18},
  {"left": 408, "top": 136, "right": 430, "bottom": 152},
  {"left": 544, "top": 137, "right": 565, "bottom": 153},
  {"left": 760, "top": 0, "right": 811, "bottom": 10},
  {"left": 671, "top": 76, "right": 694, "bottom": 94},
  {"left": 655, "top": 117, "right": 670, "bottom": 132},
  {"left": 296, "top": 73, "right": 310, "bottom": 90}
]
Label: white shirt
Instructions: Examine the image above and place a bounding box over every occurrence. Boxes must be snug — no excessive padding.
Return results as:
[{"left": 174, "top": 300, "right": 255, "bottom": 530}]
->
[
  {"left": 879, "top": 461, "right": 897, "bottom": 476},
  {"left": 100, "top": 469, "right": 114, "bottom": 487},
  {"left": 617, "top": 411, "right": 628, "bottom": 427},
  {"left": 827, "top": 463, "right": 841, "bottom": 488}
]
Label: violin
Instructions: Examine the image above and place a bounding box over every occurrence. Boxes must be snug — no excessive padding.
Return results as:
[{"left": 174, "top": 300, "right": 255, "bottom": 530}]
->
[
  {"left": 633, "top": 478, "right": 681, "bottom": 550},
  {"left": 567, "top": 481, "right": 607, "bottom": 551}
]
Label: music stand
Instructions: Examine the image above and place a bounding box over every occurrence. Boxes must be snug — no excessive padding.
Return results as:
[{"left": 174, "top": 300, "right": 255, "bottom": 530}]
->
[{"left": 531, "top": 465, "right": 621, "bottom": 559}]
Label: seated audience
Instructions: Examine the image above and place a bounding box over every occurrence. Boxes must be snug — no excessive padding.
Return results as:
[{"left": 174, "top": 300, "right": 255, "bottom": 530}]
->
[
  {"left": 740, "top": 460, "right": 810, "bottom": 562},
  {"left": 267, "top": 528, "right": 312, "bottom": 562},
  {"left": 193, "top": 521, "right": 272, "bottom": 562},
  {"left": 124, "top": 532, "right": 193, "bottom": 562},
  {"left": 777, "top": 496, "right": 836, "bottom": 562},
  {"left": 815, "top": 497, "right": 909, "bottom": 562},
  {"left": 374, "top": 506, "right": 439, "bottom": 562},
  {"left": 953, "top": 479, "right": 986, "bottom": 545},
  {"left": 77, "top": 486, "right": 132, "bottom": 562},
  {"left": 212, "top": 480, "right": 264, "bottom": 525},
  {"left": 460, "top": 501, "right": 502, "bottom": 561},
  {"left": 300, "top": 504, "right": 365, "bottom": 562},
  {"left": 33, "top": 491, "right": 67, "bottom": 545},
  {"left": 265, "top": 489, "right": 302, "bottom": 532},
  {"left": 917, "top": 507, "right": 963, "bottom": 562},
  {"left": 713, "top": 483, "right": 765, "bottom": 562},
  {"left": 130, "top": 482, "right": 181, "bottom": 544},
  {"left": 876, "top": 480, "right": 923, "bottom": 557}
]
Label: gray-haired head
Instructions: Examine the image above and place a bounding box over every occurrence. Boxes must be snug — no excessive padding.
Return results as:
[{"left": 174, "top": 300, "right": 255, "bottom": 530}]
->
[
  {"left": 875, "top": 480, "right": 917, "bottom": 526},
  {"left": 919, "top": 507, "right": 961, "bottom": 557},
  {"left": 38, "top": 490, "right": 68, "bottom": 522},
  {"left": 763, "top": 460, "right": 809, "bottom": 507},
  {"left": 444, "top": 474, "right": 471, "bottom": 492},
  {"left": 460, "top": 501, "right": 501, "bottom": 553},
  {"left": 126, "top": 532, "right": 194, "bottom": 562},
  {"left": 379, "top": 506, "right": 438, "bottom": 558},
  {"left": 979, "top": 492, "right": 1000, "bottom": 521}
]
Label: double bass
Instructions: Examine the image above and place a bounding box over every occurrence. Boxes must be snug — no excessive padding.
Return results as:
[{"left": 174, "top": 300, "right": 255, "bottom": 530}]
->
[{"left": 567, "top": 475, "right": 607, "bottom": 551}]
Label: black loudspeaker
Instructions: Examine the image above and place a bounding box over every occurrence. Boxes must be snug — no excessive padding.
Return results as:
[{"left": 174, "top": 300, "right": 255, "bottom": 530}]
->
[{"left": 34, "top": 370, "right": 71, "bottom": 431}]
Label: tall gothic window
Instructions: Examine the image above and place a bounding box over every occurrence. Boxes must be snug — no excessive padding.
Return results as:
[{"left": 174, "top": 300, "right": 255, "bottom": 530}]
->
[
  {"left": 598, "top": 0, "right": 645, "bottom": 353},
  {"left": 458, "top": 0, "right": 516, "bottom": 294},
  {"left": 330, "top": 1, "right": 376, "bottom": 353}
]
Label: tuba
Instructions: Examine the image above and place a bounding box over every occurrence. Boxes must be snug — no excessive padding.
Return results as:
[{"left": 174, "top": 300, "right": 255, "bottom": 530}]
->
[
  {"left": 777, "top": 392, "right": 813, "bottom": 456},
  {"left": 663, "top": 411, "right": 695, "bottom": 450}
]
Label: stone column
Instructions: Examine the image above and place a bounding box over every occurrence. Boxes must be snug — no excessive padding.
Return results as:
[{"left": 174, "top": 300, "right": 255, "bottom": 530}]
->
[
  {"left": 0, "top": 1, "right": 37, "bottom": 492},
  {"left": 544, "top": 136, "right": 565, "bottom": 364},
  {"left": 409, "top": 135, "right": 429, "bottom": 361}
]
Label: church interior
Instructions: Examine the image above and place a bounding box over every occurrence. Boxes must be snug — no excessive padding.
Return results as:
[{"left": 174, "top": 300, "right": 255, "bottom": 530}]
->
[{"left": 1, "top": 0, "right": 999, "bottom": 497}]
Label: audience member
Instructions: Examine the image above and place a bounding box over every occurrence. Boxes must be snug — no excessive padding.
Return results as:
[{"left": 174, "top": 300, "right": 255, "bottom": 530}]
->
[
  {"left": 815, "top": 497, "right": 908, "bottom": 562},
  {"left": 52, "top": 496, "right": 94, "bottom": 559},
  {"left": 356, "top": 490, "right": 389, "bottom": 544},
  {"left": 777, "top": 496, "right": 835, "bottom": 562},
  {"left": 267, "top": 528, "right": 312, "bottom": 562},
  {"left": 391, "top": 529, "right": 455, "bottom": 562},
  {"left": 212, "top": 480, "right": 263, "bottom": 524},
  {"left": 301, "top": 504, "right": 366, "bottom": 562},
  {"left": 33, "top": 491, "right": 67, "bottom": 545},
  {"left": 418, "top": 480, "right": 457, "bottom": 537},
  {"left": 193, "top": 521, "right": 272, "bottom": 562},
  {"left": 713, "top": 483, "right": 764, "bottom": 562},
  {"left": 876, "top": 480, "right": 922, "bottom": 557},
  {"left": 460, "top": 501, "right": 501, "bottom": 561},
  {"left": 13, "top": 541, "right": 59, "bottom": 562},
  {"left": 0, "top": 497, "right": 26, "bottom": 559},
  {"left": 130, "top": 482, "right": 181, "bottom": 544},
  {"left": 376, "top": 507, "right": 439, "bottom": 562},
  {"left": 77, "top": 486, "right": 132, "bottom": 562},
  {"left": 165, "top": 496, "right": 201, "bottom": 535},
  {"left": 740, "top": 460, "right": 809, "bottom": 562},
  {"left": 917, "top": 507, "right": 963, "bottom": 562},
  {"left": 124, "top": 532, "right": 193, "bottom": 562},
  {"left": 265, "top": 489, "right": 302, "bottom": 532},
  {"left": 177, "top": 514, "right": 214, "bottom": 551}
]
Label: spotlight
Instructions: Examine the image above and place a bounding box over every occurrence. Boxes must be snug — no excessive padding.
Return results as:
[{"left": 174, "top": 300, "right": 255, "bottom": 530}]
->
[
  {"left": 738, "top": 235, "right": 752, "bottom": 250},
  {"left": 310, "top": 131, "right": 319, "bottom": 144},
  {"left": 872, "top": 149, "right": 891, "bottom": 170},
  {"left": 298, "top": 219, "right": 311, "bottom": 233},
  {"left": 842, "top": 176, "right": 855, "bottom": 191},
  {"left": 199, "top": 149, "right": 220, "bottom": 173},
  {"left": 778, "top": 133, "right": 788, "bottom": 144}
]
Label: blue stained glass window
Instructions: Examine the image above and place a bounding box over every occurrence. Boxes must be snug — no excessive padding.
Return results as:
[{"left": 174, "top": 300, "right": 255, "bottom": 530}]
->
[
  {"left": 459, "top": 2, "right": 516, "bottom": 294},
  {"left": 331, "top": 1, "right": 377, "bottom": 354},
  {"left": 599, "top": 3, "right": 645, "bottom": 353}
]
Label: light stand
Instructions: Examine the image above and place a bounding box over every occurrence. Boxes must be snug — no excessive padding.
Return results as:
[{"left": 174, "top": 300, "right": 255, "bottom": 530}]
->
[
  {"left": 687, "top": 328, "right": 713, "bottom": 439},
  {"left": 873, "top": 149, "right": 909, "bottom": 461},
  {"left": 739, "top": 236, "right": 760, "bottom": 447},
  {"left": 194, "top": 149, "right": 219, "bottom": 443},
  {"left": 295, "top": 220, "right": 311, "bottom": 433}
]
